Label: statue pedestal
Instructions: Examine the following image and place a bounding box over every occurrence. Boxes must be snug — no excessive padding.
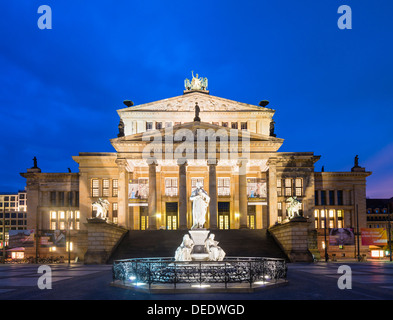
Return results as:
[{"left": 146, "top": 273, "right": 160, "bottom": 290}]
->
[{"left": 189, "top": 229, "right": 210, "bottom": 261}]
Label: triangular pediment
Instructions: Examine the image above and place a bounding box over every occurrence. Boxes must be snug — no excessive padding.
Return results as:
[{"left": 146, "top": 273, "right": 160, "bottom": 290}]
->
[{"left": 117, "top": 91, "right": 274, "bottom": 114}]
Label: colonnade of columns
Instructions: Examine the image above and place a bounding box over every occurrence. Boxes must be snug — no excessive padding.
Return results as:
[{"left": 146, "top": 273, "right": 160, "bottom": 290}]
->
[{"left": 115, "top": 158, "right": 278, "bottom": 230}]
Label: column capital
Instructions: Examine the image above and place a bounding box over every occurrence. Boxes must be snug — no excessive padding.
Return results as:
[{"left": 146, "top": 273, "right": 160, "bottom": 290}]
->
[
  {"left": 146, "top": 157, "right": 158, "bottom": 166},
  {"left": 177, "top": 158, "right": 188, "bottom": 166},
  {"left": 207, "top": 158, "right": 218, "bottom": 166}
]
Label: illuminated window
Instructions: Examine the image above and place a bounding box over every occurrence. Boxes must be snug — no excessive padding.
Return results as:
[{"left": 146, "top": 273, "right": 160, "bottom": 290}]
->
[
  {"left": 321, "top": 210, "right": 325, "bottom": 218},
  {"left": 337, "top": 210, "right": 343, "bottom": 218},
  {"left": 321, "top": 219, "right": 325, "bottom": 229},
  {"left": 314, "top": 209, "right": 318, "bottom": 218},
  {"left": 295, "top": 178, "right": 303, "bottom": 196},
  {"left": 92, "top": 179, "right": 100, "bottom": 197},
  {"left": 329, "top": 220, "right": 334, "bottom": 228},
  {"left": 102, "top": 179, "right": 110, "bottom": 197},
  {"left": 59, "top": 211, "right": 65, "bottom": 220},
  {"left": 277, "top": 179, "right": 282, "bottom": 196},
  {"left": 112, "top": 179, "right": 118, "bottom": 197},
  {"left": 59, "top": 221, "right": 65, "bottom": 230},
  {"left": 329, "top": 209, "right": 334, "bottom": 218},
  {"left": 51, "top": 211, "right": 57, "bottom": 220},
  {"left": 165, "top": 178, "right": 178, "bottom": 196},
  {"left": 285, "top": 179, "right": 292, "bottom": 196},
  {"left": 218, "top": 177, "right": 230, "bottom": 196},
  {"left": 337, "top": 220, "right": 343, "bottom": 228}
]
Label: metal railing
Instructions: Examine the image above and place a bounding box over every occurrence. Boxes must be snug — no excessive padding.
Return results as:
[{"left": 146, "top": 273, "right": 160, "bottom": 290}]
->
[{"left": 112, "top": 257, "right": 287, "bottom": 289}]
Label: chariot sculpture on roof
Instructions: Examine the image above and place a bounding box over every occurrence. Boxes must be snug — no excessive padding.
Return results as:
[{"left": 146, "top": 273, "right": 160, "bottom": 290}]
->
[{"left": 184, "top": 71, "right": 208, "bottom": 91}]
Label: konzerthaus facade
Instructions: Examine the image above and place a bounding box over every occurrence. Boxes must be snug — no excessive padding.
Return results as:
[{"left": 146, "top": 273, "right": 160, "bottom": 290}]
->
[{"left": 20, "top": 74, "right": 371, "bottom": 261}]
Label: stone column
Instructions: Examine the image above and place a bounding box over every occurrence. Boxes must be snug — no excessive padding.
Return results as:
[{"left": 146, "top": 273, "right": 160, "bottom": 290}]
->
[
  {"left": 238, "top": 158, "right": 248, "bottom": 229},
  {"left": 208, "top": 159, "right": 218, "bottom": 229},
  {"left": 178, "top": 158, "right": 188, "bottom": 230},
  {"left": 147, "top": 158, "right": 158, "bottom": 230},
  {"left": 116, "top": 159, "right": 128, "bottom": 228},
  {"left": 267, "top": 158, "right": 278, "bottom": 227}
]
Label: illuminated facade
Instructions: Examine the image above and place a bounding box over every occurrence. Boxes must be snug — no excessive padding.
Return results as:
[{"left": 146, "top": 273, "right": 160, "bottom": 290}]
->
[{"left": 20, "top": 76, "right": 372, "bottom": 261}]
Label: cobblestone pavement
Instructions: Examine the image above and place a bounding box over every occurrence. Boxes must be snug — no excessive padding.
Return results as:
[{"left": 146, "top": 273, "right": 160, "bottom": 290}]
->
[{"left": 1, "top": 261, "right": 393, "bottom": 300}]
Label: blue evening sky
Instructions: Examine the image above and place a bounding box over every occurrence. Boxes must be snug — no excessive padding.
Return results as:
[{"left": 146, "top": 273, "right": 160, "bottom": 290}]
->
[{"left": 0, "top": 0, "right": 392, "bottom": 198}]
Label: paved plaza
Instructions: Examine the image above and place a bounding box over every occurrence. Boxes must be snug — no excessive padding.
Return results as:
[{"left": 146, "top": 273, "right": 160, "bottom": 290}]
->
[{"left": 0, "top": 261, "right": 393, "bottom": 300}]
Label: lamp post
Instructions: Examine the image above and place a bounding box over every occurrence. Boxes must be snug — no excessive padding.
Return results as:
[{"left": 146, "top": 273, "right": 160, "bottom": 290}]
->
[
  {"left": 356, "top": 204, "right": 361, "bottom": 262},
  {"left": 324, "top": 207, "right": 328, "bottom": 262},
  {"left": 387, "top": 205, "right": 392, "bottom": 262}
]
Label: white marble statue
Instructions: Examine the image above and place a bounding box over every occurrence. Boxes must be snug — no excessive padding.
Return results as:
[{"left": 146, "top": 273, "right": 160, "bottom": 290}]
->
[
  {"left": 92, "top": 198, "right": 110, "bottom": 219},
  {"left": 286, "top": 196, "right": 302, "bottom": 219},
  {"left": 174, "top": 234, "right": 194, "bottom": 261},
  {"left": 190, "top": 182, "right": 210, "bottom": 229},
  {"left": 205, "top": 234, "right": 225, "bottom": 261}
]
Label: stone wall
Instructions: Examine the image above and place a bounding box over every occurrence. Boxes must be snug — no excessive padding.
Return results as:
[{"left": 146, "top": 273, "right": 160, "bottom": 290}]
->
[
  {"left": 84, "top": 218, "right": 128, "bottom": 264},
  {"left": 269, "top": 217, "right": 313, "bottom": 262}
]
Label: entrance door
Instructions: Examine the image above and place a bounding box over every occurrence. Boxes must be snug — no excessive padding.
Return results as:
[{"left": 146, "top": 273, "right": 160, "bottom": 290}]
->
[
  {"left": 247, "top": 205, "right": 256, "bottom": 229},
  {"left": 139, "top": 206, "right": 148, "bottom": 230},
  {"left": 218, "top": 202, "right": 230, "bottom": 230},
  {"left": 166, "top": 202, "right": 178, "bottom": 230}
]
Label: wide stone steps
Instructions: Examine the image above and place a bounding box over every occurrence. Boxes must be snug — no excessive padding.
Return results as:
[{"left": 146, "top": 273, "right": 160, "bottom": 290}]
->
[{"left": 107, "top": 229, "right": 288, "bottom": 263}]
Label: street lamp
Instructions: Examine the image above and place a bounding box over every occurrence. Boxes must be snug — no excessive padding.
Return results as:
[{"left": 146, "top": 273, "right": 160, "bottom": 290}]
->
[
  {"left": 387, "top": 205, "right": 392, "bottom": 262},
  {"left": 323, "top": 207, "right": 328, "bottom": 262}
]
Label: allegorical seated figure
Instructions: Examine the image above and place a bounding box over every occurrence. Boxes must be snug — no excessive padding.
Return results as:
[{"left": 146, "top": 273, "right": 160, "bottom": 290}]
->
[
  {"left": 174, "top": 234, "right": 194, "bottom": 261},
  {"left": 204, "top": 234, "right": 225, "bottom": 261}
]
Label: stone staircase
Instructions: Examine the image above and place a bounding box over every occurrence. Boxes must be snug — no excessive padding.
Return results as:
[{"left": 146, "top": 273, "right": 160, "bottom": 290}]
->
[{"left": 107, "top": 229, "right": 288, "bottom": 263}]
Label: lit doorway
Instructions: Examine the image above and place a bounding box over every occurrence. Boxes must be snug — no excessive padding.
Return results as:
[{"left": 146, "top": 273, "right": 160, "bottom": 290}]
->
[
  {"left": 166, "top": 202, "right": 178, "bottom": 230},
  {"left": 218, "top": 202, "right": 230, "bottom": 230},
  {"left": 139, "top": 206, "right": 148, "bottom": 230}
]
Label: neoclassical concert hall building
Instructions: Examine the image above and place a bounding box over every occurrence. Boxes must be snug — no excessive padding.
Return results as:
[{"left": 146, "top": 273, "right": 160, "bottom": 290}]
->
[{"left": 21, "top": 74, "right": 371, "bottom": 261}]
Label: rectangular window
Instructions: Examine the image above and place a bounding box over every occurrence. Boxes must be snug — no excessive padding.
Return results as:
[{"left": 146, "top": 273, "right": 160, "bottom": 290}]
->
[
  {"left": 50, "top": 192, "right": 57, "bottom": 206},
  {"left": 241, "top": 122, "right": 247, "bottom": 130},
  {"left": 337, "top": 190, "right": 343, "bottom": 205},
  {"left": 320, "top": 190, "right": 326, "bottom": 205},
  {"left": 156, "top": 122, "right": 162, "bottom": 130},
  {"left": 315, "top": 191, "right": 319, "bottom": 206},
  {"left": 295, "top": 178, "right": 303, "bottom": 196},
  {"left": 76, "top": 192, "right": 79, "bottom": 206},
  {"left": 231, "top": 122, "right": 238, "bottom": 129},
  {"left": 285, "top": 178, "right": 292, "bottom": 196},
  {"left": 112, "top": 179, "right": 118, "bottom": 197},
  {"left": 146, "top": 122, "right": 153, "bottom": 130},
  {"left": 165, "top": 178, "right": 178, "bottom": 197},
  {"left": 217, "top": 177, "right": 230, "bottom": 196},
  {"left": 329, "top": 190, "right": 335, "bottom": 205},
  {"left": 222, "top": 122, "right": 228, "bottom": 127},
  {"left": 102, "top": 179, "right": 110, "bottom": 197},
  {"left": 59, "top": 192, "right": 65, "bottom": 206},
  {"left": 92, "top": 179, "right": 100, "bottom": 197},
  {"left": 277, "top": 179, "right": 282, "bottom": 197},
  {"left": 68, "top": 192, "right": 73, "bottom": 206}
]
